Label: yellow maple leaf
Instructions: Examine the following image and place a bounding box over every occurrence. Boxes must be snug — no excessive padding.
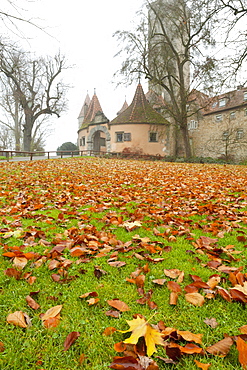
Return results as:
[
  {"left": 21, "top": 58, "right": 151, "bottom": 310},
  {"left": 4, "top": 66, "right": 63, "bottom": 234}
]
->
[{"left": 120, "top": 316, "right": 164, "bottom": 356}]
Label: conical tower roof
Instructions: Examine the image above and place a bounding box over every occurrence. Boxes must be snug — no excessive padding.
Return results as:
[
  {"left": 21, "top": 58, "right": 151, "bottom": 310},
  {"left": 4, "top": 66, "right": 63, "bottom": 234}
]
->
[
  {"left": 78, "top": 93, "right": 91, "bottom": 119},
  {"left": 110, "top": 83, "right": 168, "bottom": 125},
  {"left": 117, "top": 100, "right": 128, "bottom": 115},
  {"left": 83, "top": 91, "right": 103, "bottom": 124}
]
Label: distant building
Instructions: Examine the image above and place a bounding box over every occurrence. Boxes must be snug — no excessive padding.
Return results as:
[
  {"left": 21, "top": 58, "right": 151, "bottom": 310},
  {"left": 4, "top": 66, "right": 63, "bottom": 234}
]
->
[{"left": 78, "top": 83, "right": 169, "bottom": 156}]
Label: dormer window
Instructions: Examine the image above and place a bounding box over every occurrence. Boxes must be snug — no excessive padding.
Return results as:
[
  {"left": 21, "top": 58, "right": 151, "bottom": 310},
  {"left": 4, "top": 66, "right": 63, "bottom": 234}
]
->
[{"left": 219, "top": 98, "right": 226, "bottom": 107}]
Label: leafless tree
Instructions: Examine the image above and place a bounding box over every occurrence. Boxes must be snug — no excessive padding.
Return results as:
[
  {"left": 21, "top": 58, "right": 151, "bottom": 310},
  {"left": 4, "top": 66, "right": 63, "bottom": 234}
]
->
[
  {"left": 114, "top": 0, "right": 223, "bottom": 158},
  {"left": 0, "top": 40, "right": 68, "bottom": 151}
]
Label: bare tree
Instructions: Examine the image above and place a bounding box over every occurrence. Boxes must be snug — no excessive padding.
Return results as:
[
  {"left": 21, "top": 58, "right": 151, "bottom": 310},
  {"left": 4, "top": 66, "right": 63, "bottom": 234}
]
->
[
  {"left": 0, "top": 124, "right": 14, "bottom": 150},
  {"left": 0, "top": 40, "right": 68, "bottom": 151},
  {"left": 114, "top": 0, "right": 222, "bottom": 158}
]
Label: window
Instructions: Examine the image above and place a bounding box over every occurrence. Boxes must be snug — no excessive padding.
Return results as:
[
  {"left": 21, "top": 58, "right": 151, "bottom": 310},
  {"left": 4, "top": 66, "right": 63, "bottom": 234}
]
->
[
  {"left": 212, "top": 101, "right": 217, "bottom": 108},
  {"left": 149, "top": 132, "right": 158, "bottom": 142},
  {"left": 80, "top": 137, "right": 85, "bottom": 146},
  {"left": 116, "top": 132, "right": 124, "bottom": 142},
  {"left": 222, "top": 131, "right": 229, "bottom": 141},
  {"left": 230, "top": 112, "right": 236, "bottom": 120},
  {"left": 215, "top": 114, "right": 223, "bottom": 122},
  {"left": 188, "top": 120, "right": 198, "bottom": 130},
  {"left": 124, "top": 133, "right": 131, "bottom": 141},
  {"left": 219, "top": 99, "right": 226, "bottom": 107},
  {"left": 100, "top": 137, "right": 106, "bottom": 146},
  {"left": 236, "top": 129, "right": 244, "bottom": 140},
  {"left": 244, "top": 92, "right": 247, "bottom": 101}
]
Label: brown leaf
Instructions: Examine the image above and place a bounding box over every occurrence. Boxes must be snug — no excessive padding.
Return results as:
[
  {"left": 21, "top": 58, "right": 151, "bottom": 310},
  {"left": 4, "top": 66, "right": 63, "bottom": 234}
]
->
[
  {"left": 236, "top": 337, "right": 247, "bottom": 369},
  {"left": 64, "top": 331, "right": 80, "bottom": 351},
  {"left": 108, "top": 261, "right": 126, "bottom": 268},
  {"left": 4, "top": 268, "right": 22, "bottom": 280},
  {"left": 185, "top": 292, "right": 205, "bottom": 306},
  {"left": 107, "top": 299, "right": 130, "bottom": 312},
  {"left": 217, "top": 287, "right": 232, "bottom": 302},
  {"left": 204, "top": 318, "right": 218, "bottom": 329},
  {"left": 167, "top": 281, "right": 182, "bottom": 293},
  {"left": 180, "top": 343, "right": 203, "bottom": 354},
  {"left": 105, "top": 310, "right": 121, "bottom": 318},
  {"left": 7, "top": 311, "right": 28, "bottom": 328},
  {"left": 109, "top": 356, "right": 144, "bottom": 370},
  {"left": 26, "top": 295, "right": 40, "bottom": 310},
  {"left": 207, "top": 275, "right": 221, "bottom": 289},
  {"left": 206, "top": 337, "right": 233, "bottom": 356},
  {"left": 0, "top": 341, "right": 4, "bottom": 353},
  {"left": 169, "top": 292, "right": 178, "bottom": 305}
]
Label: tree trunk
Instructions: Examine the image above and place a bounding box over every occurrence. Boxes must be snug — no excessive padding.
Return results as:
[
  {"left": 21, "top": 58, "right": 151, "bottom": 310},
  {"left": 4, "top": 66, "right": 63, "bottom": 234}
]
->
[
  {"left": 23, "top": 112, "right": 33, "bottom": 152},
  {"left": 181, "top": 125, "right": 192, "bottom": 158}
]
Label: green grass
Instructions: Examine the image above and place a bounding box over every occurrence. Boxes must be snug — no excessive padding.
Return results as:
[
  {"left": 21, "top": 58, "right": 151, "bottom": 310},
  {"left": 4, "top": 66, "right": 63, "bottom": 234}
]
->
[{"left": 0, "top": 157, "right": 247, "bottom": 369}]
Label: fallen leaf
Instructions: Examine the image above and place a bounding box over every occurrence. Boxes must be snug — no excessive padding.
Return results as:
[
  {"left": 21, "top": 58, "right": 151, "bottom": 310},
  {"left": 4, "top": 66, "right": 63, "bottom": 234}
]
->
[
  {"left": 0, "top": 341, "right": 4, "bottom": 352},
  {"left": 239, "top": 325, "right": 247, "bottom": 334},
  {"left": 107, "top": 299, "right": 130, "bottom": 312},
  {"left": 103, "top": 327, "right": 117, "bottom": 336},
  {"left": 194, "top": 359, "right": 211, "bottom": 369},
  {"left": 206, "top": 337, "right": 233, "bottom": 356},
  {"left": 26, "top": 295, "right": 40, "bottom": 310},
  {"left": 177, "top": 330, "right": 203, "bottom": 344},
  {"left": 64, "top": 331, "right": 80, "bottom": 351},
  {"left": 152, "top": 279, "right": 166, "bottom": 285},
  {"left": 185, "top": 292, "right": 205, "bottom": 306},
  {"left": 7, "top": 311, "right": 28, "bottom": 328},
  {"left": 120, "top": 316, "right": 164, "bottom": 357},
  {"left": 41, "top": 305, "right": 62, "bottom": 321},
  {"left": 109, "top": 356, "right": 144, "bottom": 370},
  {"left": 204, "top": 318, "right": 218, "bottom": 329},
  {"left": 13, "top": 256, "right": 28, "bottom": 270},
  {"left": 236, "top": 337, "right": 247, "bottom": 369},
  {"left": 87, "top": 297, "right": 99, "bottom": 305},
  {"left": 164, "top": 269, "right": 182, "bottom": 279}
]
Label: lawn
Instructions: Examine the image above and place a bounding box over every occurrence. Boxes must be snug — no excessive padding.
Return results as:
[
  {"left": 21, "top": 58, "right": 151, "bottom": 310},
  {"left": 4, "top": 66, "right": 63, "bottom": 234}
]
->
[{"left": 0, "top": 157, "right": 247, "bottom": 370}]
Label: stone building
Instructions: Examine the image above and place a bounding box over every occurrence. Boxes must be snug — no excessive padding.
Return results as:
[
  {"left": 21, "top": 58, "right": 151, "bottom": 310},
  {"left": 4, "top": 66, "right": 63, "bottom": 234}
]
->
[{"left": 188, "top": 86, "right": 247, "bottom": 160}]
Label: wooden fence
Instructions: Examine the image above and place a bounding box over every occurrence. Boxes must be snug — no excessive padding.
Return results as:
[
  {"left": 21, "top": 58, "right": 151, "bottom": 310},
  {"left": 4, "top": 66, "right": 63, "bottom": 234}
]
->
[{"left": 0, "top": 150, "right": 164, "bottom": 162}]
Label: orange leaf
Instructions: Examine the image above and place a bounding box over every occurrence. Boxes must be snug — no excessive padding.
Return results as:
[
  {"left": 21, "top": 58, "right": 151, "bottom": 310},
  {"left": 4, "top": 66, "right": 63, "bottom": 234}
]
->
[
  {"left": 87, "top": 297, "right": 99, "bottom": 305},
  {"left": 194, "top": 359, "right": 211, "bottom": 369},
  {"left": 239, "top": 325, "right": 247, "bottom": 334},
  {"left": 237, "top": 337, "right": 247, "bottom": 368},
  {"left": 177, "top": 330, "right": 203, "bottom": 344},
  {"left": 103, "top": 327, "right": 117, "bottom": 336},
  {"left": 43, "top": 316, "right": 60, "bottom": 328},
  {"left": 107, "top": 299, "right": 130, "bottom": 312},
  {"left": 114, "top": 341, "right": 126, "bottom": 352},
  {"left": 41, "top": 305, "right": 62, "bottom": 321},
  {"left": 169, "top": 292, "right": 178, "bottom": 305}
]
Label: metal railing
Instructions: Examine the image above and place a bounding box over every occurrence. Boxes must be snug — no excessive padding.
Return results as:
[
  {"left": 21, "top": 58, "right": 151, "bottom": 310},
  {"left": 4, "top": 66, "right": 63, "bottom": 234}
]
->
[{"left": 0, "top": 149, "right": 164, "bottom": 162}]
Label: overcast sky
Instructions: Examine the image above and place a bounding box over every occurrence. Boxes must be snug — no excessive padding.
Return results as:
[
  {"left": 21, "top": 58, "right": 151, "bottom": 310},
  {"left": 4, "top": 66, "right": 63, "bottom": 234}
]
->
[{"left": 4, "top": 0, "right": 146, "bottom": 150}]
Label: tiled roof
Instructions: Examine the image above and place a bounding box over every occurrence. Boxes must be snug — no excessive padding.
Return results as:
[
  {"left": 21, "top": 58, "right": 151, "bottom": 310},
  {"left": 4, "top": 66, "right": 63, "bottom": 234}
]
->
[
  {"left": 202, "top": 87, "right": 247, "bottom": 115},
  {"left": 117, "top": 100, "right": 128, "bottom": 115},
  {"left": 110, "top": 84, "right": 168, "bottom": 125},
  {"left": 83, "top": 92, "right": 103, "bottom": 124},
  {"left": 78, "top": 93, "right": 91, "bottom": 119}
]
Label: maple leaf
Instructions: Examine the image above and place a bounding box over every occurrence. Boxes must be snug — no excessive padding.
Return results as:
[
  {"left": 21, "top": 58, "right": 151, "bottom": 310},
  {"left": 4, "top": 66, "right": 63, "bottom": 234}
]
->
[{"left": 120, "top": 316, "right": 165, "bottom": 357}]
